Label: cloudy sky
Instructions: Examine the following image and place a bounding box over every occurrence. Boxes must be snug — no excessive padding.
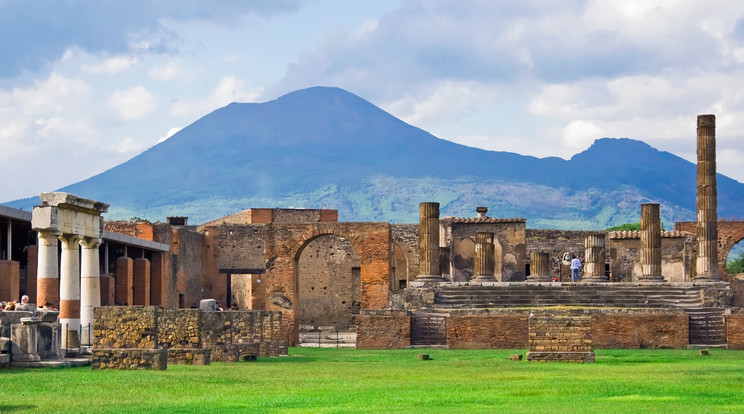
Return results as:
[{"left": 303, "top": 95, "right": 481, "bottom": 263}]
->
[{"left": 2, "top": 0, "right": 744, "bottom": 202}]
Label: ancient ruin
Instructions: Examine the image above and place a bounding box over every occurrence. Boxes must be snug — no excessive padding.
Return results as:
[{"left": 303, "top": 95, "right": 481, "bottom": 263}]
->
[{"left": 1, "top": 113, "right": 744, "bottom": 367}]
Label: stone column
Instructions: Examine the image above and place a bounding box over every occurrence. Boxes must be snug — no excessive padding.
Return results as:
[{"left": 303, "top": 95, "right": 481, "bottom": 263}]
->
[
  {"left": 80, "top": 237, "right": 102, "bottom": 346},
  {"left": 695, "top": 114, "right": 720, "bottom": 281},
  {"left": 36, "top": 230, "right": 60, "bottom": 309},
  {"left": 638, "top": 203, "right": 664, "bottom": 282},
  {"left": 59, "top": 233, "right": 82, "bottom": 349},
  {"left": 472, "top": 232, "right": 497, "bottom": 282},
  {"left": 526, "top": 251, "right": 551, "bottom": 282},
  {"left": 582, "top": 233, "right": 608, "bottom": 282},
  {"left": 416, "top": 202, "right": 443, "bottom": 282}
]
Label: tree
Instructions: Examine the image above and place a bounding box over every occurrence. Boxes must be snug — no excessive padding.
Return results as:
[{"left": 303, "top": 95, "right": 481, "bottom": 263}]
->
[
  {"left": 606, "top": 223, "right": 640, "bottom": 232},
  {"left": 727, "top": 252, "right": 744, "bottom": 275}
]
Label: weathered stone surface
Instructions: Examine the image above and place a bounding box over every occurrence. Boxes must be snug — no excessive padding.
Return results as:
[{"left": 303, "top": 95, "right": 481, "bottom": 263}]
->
[
  {"left": 446, "top": 315, "right": 528, "bottom": 349},
  {"left": 527, "top": 312, "right": 594, "bottom": 362},
  {"left": 726, "top": 314, "right": 744, "bottom": 350},
  {"left": 356, "top": 311, "right": 410, "bottom": 349},
  {"left": 591, "top": 312, "right": 688, "bottom": 348},
  {"left": 91, "top": 348, "right": 167, "bottom": 370}
]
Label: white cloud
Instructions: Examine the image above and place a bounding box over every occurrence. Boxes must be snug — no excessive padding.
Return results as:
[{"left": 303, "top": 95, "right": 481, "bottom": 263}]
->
[
  {"left": 148, "top": 60, "right": 185, "bottom": 80},
  {"left": 561, "top": 120, "right": 603, "bottom": 150},
  {"left": 0, "top": 73, "right": 91, "bottom": 116},
  {"left": 107, "top": 86, "right": 159, "bottom": 120},
  {"left": 170, "top": 76, "right": 263, "bottom": 117},
  {"left": 82, "top": 56, "right": 138, "bottom": 75}
]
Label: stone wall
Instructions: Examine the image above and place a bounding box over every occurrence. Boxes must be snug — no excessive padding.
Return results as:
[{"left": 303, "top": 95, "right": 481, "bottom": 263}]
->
[
  {"left": 356, "top": 308, "right": 693, "bottom": 350},
  {"left": 526, "top": 230, "right": 596, "bottom": 281},
  {"left": 391, "top": 224, "right": 418, "bottom": 289},
  {"left": 91, "top": 348, "right": 167, "bottom": 370},
  {"left": 726, "top": 314, "right": 744, "bottom": 350},
  {"left": 297, "top": 235, "right": 360, "bottom": 328},
  {"left": 526, "top": 312, "right": 594, "bottom": 362},
  {"left": 446, "top": 312, "right": 528, "bottom": 349},
  {"left": 591, "top": 311, "right": 688, "bottom": 348},
  {"left": 104, "top": 221, "right": 154, "bottom": 241},
  {"left": 443, "top": 219, "right": 526, "bottom": 282},
  {"left": 153, "top": 224, "right": 205, "bottom": 309},
  {"left": 93, "top": 306, "right": 286, "bottom": 368},
  {"left": 676, "top": 220, "right": 744, "bottom": 277},
  {"left": 356, "top": 311, "right": 410, "bottom": 349},
  {"left": 608, "top": 231, "right": 693, "bottom": 282},
  {"left": 93, "top": 306, "right": 158, "bottom": 349}
]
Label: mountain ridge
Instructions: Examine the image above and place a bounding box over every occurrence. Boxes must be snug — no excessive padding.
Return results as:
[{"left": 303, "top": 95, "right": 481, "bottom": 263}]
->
[{"left": 3, "top": 86, "right": 743, "bottom": 229}]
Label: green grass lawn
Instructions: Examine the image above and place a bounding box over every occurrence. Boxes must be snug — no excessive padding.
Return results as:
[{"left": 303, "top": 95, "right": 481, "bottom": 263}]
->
[{"left": 1, "top": 348, "right": 743, "bottom": 413}]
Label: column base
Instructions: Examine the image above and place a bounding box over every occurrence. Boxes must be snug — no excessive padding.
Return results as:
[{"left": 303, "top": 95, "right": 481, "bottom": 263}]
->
[
  {"left": 693, "top": 274, "right": 721, "bottom": 282},
  {"left": 415, "top": 274, "right": 445, "bottom": 283},
  {"left": 582, "top": 274, "right": 610, "bottom": 282},
  {"left": 637, "top": 275, "right": 665, "bottom": 282}
]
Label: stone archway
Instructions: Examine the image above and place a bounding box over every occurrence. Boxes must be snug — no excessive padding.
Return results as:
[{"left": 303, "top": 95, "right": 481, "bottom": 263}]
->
[
  {"left": 295, "top": 234, "right": 361, "bottom": 329},
  {"left": 676, "top": 221, "right": 744, "bottom": 276},
  {"left": 263, "top": 222, "right": 391, "bottom": 345}
]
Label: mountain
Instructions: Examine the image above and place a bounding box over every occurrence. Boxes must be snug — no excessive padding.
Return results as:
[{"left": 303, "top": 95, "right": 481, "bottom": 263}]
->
[{"left": 4, "top": 86, "right": 744, "bottom": 229}]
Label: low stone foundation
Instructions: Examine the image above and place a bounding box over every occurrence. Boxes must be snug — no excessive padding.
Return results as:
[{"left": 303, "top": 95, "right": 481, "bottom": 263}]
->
[
  {"left": 356, "top": 311, "right": 410, "bottom": 349},
  {"left": 91, "top": 348, "right": 167, "bottom": 370},
  {"left": 526, "top": 312, "right": 594, "bottom": 363},
  {"left": 167, "top": 348, "right": 210, "bottom": 365}
]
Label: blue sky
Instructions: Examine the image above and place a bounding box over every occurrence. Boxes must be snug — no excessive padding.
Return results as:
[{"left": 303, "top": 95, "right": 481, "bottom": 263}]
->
[{"left": 2, "top": 0, "right": 744, "bottom": 201}]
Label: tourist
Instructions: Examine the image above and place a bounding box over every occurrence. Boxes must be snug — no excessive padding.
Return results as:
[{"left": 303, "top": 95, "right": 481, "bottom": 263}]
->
[
  {"left": 570, "top": 255, "right": 582, "bottom": 282},
  {"left": 17, "top": 295, "right": 35, "bottom": 312}
]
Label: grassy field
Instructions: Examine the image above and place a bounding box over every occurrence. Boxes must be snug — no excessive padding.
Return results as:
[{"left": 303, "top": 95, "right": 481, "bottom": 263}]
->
[{"left": 1, "top": 348, "right": 743, "bottom": 413}]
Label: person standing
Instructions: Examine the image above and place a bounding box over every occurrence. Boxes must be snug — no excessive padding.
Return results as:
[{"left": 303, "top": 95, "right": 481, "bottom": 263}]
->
[{"left": 570, "top": 255, "right": 582, "bottom": 282}]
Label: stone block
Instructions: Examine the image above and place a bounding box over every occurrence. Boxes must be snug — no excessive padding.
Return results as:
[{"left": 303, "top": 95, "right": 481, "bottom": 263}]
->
[
  {"left": 91, "top": 348, "right": 167, "bottom": 370},
  {"left": 167, "top": 348, "right": 211, "bottom": 365}
]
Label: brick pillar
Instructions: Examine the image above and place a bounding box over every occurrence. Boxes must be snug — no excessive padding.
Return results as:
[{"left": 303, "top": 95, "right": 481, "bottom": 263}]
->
[
  {"left": 26, "top": 245, "right": 38, "bottom": 301},
  {"left": 133, "top": 258, "right": 151, "bottom": 305},
  {"left": 59, "top": 233, "right": 82, "bottom": 350},
  {"left": 582, "top": 233, "right": 608, "bottom": 282},
  {"left": 150, "top": 252, "right": 164, "bottom": 306},
  {"left": 416, "top": 202, "right": 443, "bottom": 282},
  {"left": 80, "top": 237, "right": 102, "bottom": 346},
  {"left": 36, "top": 230, "right": 59, "bottom": 308},
  {"left": 639, "top": 203, "right": 664, "bottom": 282},
  {"left": 695, "top": 114, "right": 720, "bottom": 281},
  {"left": 100, "top": 275, "right": 114, "bottom": 305},
  {"left": 472, "top": 232, "right": 497, "bottom": 282},
  {"left": 115, "top": 256, "right": 134, "bottom": 305},
  {"left": 0, "top": 260, "right": 20, "bottom": 302},
  {"left": 527, "top": 251, "right": 551, "bottom": 282}
]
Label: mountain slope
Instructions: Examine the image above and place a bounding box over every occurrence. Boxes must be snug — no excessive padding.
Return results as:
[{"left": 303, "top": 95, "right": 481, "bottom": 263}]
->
[{"left": 4, "top": 86, "right": 744, "bottom": 229}]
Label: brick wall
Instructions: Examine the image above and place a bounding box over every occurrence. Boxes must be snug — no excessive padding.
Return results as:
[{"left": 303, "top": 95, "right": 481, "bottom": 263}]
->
[
  {"left": 591, "top": 312, "right": 688, "bottom": 348},
  {"left": 726, "top": 314, "right": 744, "bottom": 350},
  {"left": 0, "top": 260, "right": 19, "bottom": 302},
  {"left": 356, "top": 312, "right": 410, "bottom": 349},
  {"left": 446, "top": 314, "right": 528, "bottom": 349}
]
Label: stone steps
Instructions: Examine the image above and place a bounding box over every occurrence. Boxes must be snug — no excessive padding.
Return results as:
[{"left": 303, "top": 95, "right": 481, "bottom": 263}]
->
[{"left": 433, "top": 285, "right": 706, "bottom": 310}]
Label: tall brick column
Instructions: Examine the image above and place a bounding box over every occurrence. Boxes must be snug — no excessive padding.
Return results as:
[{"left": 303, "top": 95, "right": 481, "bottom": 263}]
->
[
  {"left": 36, "top": 230, "right": 60, "bottom": 308},
  {"left": 582, "top": 233, "right": 608, "bottom": 282},
  {"left": 115, "top": 256, "right": 134, "bottom": 305},
  {"left": 695, "top": 114, "right": 720, "bottom": 281},
  {"left": 472, "top": 232, "right": 497, "bottom": 282},
  {"left": 80, "top": 237, "right": 102, "bottom": 346},
  {"left": 133, "top": 258, "right": 151, "bottom": 305},
  {"left": 527, "top": 251, "right": 551, "bottom": 282},
  {"left": 59, "top": 233, "right": 82, "bottom": 349},
  {"left": 638, "top": 203, "right": 664, "bottom": 282},
  {"left": 416, "top": 202, "right": 443, "bottom": 282}
]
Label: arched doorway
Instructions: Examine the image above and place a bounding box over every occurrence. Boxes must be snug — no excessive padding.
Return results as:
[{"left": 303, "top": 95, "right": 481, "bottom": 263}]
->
[
  {"left": 726, "top": 240, "right": 744, "bottom": 276},
  {"left": 295, "top": 235, "right": 361, "bottom": 329}
]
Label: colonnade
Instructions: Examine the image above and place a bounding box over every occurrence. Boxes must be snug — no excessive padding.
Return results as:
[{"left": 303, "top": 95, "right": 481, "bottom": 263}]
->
[{"left": 32, "top": 192, "right": 108, "bottom": 348}]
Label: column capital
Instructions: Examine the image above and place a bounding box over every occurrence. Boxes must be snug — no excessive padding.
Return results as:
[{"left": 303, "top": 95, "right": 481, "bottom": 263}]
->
[
  {"left": 79, "top": 237, "right": 103, "bottom": 249},
  {"left": 58, "top": 233, "right": 82, "bottom": 248}
]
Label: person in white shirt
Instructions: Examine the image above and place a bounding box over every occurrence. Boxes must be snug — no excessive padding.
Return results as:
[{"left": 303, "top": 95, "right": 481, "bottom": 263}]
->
[{"left": 570, "top": 255, "right": 582, "bottom": 282}]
